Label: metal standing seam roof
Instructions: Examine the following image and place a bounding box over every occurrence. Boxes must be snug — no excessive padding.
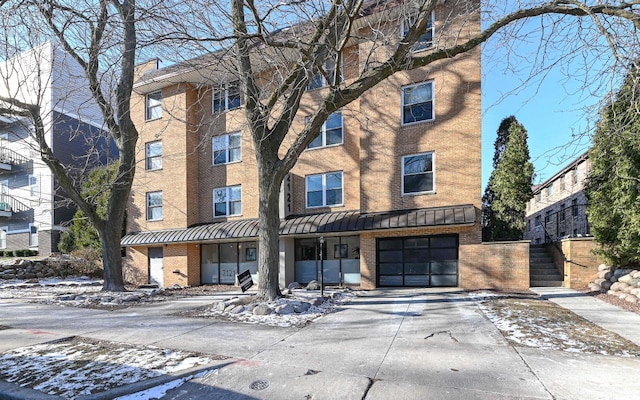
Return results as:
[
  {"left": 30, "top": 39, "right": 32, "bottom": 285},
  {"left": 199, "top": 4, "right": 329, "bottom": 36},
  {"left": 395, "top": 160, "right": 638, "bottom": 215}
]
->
[{"left": 121, "top": 204, "right": 476, "bottom": 246}]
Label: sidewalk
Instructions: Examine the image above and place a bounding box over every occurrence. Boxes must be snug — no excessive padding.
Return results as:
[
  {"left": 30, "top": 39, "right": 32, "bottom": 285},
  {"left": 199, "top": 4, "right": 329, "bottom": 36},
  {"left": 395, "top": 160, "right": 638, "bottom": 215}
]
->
[
  {"left": 531, "top": 287, "right": 640, "bottom": 346},
  {"left": 1, "top": 288, "right": 640, "bottom": 399}
]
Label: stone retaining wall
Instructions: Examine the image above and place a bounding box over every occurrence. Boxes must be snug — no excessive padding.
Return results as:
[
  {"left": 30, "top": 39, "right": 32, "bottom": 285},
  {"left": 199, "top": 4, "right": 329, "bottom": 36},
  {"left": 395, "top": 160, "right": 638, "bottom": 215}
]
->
[{"left": 0, "top": 259, "right": 78, "bottom": 280}]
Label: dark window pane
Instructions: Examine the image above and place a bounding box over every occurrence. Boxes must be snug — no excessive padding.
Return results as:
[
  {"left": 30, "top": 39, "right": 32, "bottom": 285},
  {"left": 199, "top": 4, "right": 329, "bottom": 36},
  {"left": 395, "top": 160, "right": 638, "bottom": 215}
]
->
[
  {"left": 308, "top": 135, "right": 322, "bottom": 149},
  {"left": 379, "top": 239, "right": 403, "bottom": 250},
  {"left": 431, "top": 261, "right": 458, "bottom": 274},
  {"left": 214, "top": 150, "right": 227, "bottom": 164},
  {"left": 431, "top": 248, "right": 458, "bottom": 261},
  {"left": 326, "top": 128, "right": 342, "bottom": 145},
  {"left": 430, "top": 236, "right": 457, "bottom": 248},
  {"left": 404, "top": 275, "right": 429, "bottom": 286},
  {"left": 405, "top": 263, "right": 429, "bottom": 275},
  {"left": 404, "top": 249, "right": 428, "bottom": 263},
  {"left": 403, "top": 102, "right": 433, "bottom": 124},
  {"left": 379, "top": 275, "right": 403, "bottom": 286},
  {"left": 404, "top": 173, "right": 433, "bottom": 193},
  {"left": 215, "top": 202, "right": 227, "bottom": 216},
  {"left": 325, "top": 188, "right": 342, "bottom": 205},
  {"left": 431, "top": 275, "right": 458, "bottom": 287},
  {"left": 379, "top": 250, "right": 402, "bottom": 263},
  {"left": 307, "top": 191, "right": 322, "bottom": 207},
  {"left": 379, "top": 263, "right": 403, "bottom": 275}
]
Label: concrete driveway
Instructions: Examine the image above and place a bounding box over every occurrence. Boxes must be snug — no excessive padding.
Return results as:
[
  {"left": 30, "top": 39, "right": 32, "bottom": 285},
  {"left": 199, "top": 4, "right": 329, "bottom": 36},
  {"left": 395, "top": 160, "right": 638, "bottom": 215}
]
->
[{"left": 1, "top": 288, "right": 640, "bottom": 399}]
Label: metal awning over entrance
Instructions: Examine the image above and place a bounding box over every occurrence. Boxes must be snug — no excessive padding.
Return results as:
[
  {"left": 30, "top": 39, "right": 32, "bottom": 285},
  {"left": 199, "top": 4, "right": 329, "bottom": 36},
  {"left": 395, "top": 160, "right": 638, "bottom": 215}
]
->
[{"left": 121, "top": 204, "right": 476, "bottom": 247}]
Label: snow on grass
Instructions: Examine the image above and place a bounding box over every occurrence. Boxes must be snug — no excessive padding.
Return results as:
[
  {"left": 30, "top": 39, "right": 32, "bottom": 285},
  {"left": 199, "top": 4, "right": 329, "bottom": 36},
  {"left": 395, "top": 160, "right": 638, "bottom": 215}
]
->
[
  {"left": 474, "top": 293, "right": 640, "bottom": 357},
  {"left": 0, "top": 337, "right": 226, "bottom": 399}
]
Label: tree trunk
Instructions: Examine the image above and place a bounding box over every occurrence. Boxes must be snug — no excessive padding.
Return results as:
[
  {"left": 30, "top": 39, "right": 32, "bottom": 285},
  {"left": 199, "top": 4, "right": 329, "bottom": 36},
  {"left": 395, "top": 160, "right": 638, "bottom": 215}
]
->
[
  {"left": 99, "top": 222, "right": 125, "bottom": 291},
  {"left": 256, "top": 168, "right": 283, "bottom": 301}
]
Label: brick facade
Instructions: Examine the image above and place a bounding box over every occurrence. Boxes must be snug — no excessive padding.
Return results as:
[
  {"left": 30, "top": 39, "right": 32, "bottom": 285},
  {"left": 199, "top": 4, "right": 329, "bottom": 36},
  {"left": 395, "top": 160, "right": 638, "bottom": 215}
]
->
[
  {"left": 122, "top": 1, "right": 507, "bottom": 290},
  {"left": 460, "top": 241, "right": 530, "bottom": 290},
  {"left": 524, "top": 153, "right": 591, "bottom": 243},
  {"left": 560, "top": 238, "right": 602, "bottom": 289}
]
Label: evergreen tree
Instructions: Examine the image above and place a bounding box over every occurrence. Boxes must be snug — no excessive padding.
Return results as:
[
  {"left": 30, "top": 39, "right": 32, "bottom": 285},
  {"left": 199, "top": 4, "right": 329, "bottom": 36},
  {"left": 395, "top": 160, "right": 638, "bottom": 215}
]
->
[
  {"left": 483, "top": 116, "right": 534, "bottom": 241},
  {"left": 586, "top": 65, "right": 640, "bottom": 267},
  {"left": 59, "top": 163, "right": 121, "bottom": 254}
]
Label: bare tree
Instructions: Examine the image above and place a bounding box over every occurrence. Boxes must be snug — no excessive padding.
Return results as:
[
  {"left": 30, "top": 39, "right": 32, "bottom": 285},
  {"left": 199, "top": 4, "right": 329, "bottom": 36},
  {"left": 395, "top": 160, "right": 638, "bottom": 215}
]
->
[
  {"left": 147, "top": 0, "right": 638, "bottom": 300},
  {"left": 0, "top": 0, "right": 144, "bottom": 291},
  {"left": 1, "top": 0, "right": 638, "bottom": 298}
]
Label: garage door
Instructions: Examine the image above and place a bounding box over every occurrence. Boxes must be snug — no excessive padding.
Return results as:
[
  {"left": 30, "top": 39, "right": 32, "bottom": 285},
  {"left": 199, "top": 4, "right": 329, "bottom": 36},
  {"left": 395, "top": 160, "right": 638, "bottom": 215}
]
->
[{"left": 377, "top": 235, "right": 458, "bottom": 287}]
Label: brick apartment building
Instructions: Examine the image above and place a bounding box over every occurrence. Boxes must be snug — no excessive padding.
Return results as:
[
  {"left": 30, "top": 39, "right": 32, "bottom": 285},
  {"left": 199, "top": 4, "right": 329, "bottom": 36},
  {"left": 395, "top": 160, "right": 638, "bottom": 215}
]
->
[
  {"left": 122, "top": 1, "right": 487, "bottom": 289},
  {"left": 524, "top": 152, "right": 591, "bottom": 244}
]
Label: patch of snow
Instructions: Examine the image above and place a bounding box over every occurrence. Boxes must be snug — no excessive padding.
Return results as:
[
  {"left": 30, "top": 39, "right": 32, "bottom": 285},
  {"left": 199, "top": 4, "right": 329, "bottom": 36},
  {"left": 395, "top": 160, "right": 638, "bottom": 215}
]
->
[{"left": 0, "top": 338, "right": 222, "bottom": 399}]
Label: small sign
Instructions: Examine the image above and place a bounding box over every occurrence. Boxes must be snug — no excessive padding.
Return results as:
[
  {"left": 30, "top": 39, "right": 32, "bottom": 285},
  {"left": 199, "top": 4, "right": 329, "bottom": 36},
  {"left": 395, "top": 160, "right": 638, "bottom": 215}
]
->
[{"left": 237, "top": 269, "right": 254, "bottom": 293}]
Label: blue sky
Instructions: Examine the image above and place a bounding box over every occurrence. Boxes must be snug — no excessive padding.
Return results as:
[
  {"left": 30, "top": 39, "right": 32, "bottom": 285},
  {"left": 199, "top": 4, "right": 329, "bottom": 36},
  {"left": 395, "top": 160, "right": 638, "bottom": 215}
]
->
[
  {"left": 479, "top": 15, "right": 615, "bottom": 190},
  {"left": 481, "top": 61, "right": 594, "bottom": 189}
]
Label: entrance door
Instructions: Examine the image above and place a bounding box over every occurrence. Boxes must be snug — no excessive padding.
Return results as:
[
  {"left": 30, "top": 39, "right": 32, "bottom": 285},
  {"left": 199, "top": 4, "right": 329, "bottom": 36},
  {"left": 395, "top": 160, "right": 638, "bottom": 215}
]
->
[
  {"left": 148, "top": 247, "right": 164, "bottom": 287},
  {"left": 377, "top": 235, "right": 458, "bottom": 287}
]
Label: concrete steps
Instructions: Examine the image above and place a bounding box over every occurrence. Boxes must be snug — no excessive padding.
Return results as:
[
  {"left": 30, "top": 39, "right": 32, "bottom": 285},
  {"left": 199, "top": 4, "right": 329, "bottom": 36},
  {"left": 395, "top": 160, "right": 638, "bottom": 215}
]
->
[{"left": 529, "top": 244, "right": 563, "bottom": 287}]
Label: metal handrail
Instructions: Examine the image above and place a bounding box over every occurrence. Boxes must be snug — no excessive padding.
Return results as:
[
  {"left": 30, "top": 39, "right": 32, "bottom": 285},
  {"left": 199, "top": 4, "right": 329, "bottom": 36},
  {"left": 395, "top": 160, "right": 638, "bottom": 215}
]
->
[
  {"left": 0, "top": 194, "right": 30, "bottom": 213},
  {"left": 0, "top": 147, "right": 29, "bottom": 166}
]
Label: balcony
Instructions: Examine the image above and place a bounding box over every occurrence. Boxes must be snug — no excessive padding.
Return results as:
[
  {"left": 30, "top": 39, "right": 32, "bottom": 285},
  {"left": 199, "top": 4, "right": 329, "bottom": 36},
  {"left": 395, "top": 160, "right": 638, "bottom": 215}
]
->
[
  {"left": 0, "top": 195, "right": 30, "bottom": 217},
  {"left": 0, "top": 147, "right": 29, "bottom": 172}
]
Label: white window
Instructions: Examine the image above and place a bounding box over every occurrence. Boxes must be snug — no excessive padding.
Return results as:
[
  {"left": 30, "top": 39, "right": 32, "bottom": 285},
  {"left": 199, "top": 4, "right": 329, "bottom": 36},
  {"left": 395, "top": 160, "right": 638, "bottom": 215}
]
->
[
  {"left": 145, "top": 141, "right": 162, "bottom": 170},
  {"left": 402, "top": 152, "right": 434, "bottom": 195},
  {"left": 0, "top": 227, "right": 7, "bottom": 249},
  {"left": 29, "top": 175, "right": 39, "bottom": 198},
  {"left": 402, "top": 81, "right": 434, "bottom": 125},
  {"left": 214, "top": 185, "right": 242, "bottom": 217},
  {"left": 306, "top": 171, "right": 343, "bottom": 208},
  {"left": 547, "top": 184, "right": 554, "bottom": 196},
  {"left": 308, "top": 111, "right": 343, "bottom": 149},
  {"left": 307, "top": 58, "right": 343, "bottom": 91},
  {"left": 213, "top": 132, "right": 241, "bottom": 165},
  {"left": 29, "top": 224, "right": 38, "bottom": 247},
  {"left": 146, "top": 191, "right": 163, "bottom": 221},
  {"left": 145, "top": 92, "right": 162, "bottom": 121},
  {"left": 402, "top": 11, "right": 435, "bottom": 51},
  {"left": 213, "top": 82, "right": 241, "bottom": 113}
]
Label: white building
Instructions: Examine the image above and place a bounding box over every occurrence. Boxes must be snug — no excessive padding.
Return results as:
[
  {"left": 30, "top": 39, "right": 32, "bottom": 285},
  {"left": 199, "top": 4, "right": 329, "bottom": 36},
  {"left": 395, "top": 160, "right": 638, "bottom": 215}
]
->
[{"left": 0, "top": 42, "right": 108, "bottom": 254}]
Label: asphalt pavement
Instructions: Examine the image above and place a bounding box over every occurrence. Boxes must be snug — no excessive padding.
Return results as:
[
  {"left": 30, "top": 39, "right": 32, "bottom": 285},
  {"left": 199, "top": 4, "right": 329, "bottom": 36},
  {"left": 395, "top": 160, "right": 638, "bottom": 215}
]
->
[{"left": 1, "top": 288, "right": 640, "bottom": 399}]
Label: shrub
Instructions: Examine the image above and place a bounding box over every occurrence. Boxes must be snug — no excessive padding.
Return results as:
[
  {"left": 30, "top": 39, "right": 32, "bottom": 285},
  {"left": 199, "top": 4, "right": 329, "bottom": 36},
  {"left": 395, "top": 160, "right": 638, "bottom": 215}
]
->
[{"left": 68, "top": 248, "right": 103, "bottom": 277}]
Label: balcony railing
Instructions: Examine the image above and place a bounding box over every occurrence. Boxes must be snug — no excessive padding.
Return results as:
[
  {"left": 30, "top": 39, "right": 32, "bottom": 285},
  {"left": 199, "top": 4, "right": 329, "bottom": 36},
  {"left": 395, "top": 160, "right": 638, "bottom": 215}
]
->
[
  {"left": 0, "top": 194, "right": 30, "bottom": 216},
  {"left": 0, "top": 147, "right": 29, "bottom": 171}
]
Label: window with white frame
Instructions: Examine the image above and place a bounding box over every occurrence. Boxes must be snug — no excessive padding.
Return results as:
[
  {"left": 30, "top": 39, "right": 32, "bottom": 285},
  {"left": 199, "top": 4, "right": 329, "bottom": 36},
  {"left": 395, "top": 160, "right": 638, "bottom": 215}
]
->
[
  {"left": 213, "top": 132, "right": 241, "bottom": 165},
  {"left": 145, "top": 141, "right": 162, "bottom": 170},
  {"left": 308, "top": 111, "right": 343, "bottom": 149},
  {"left": 402, "top": 81, "right": 433, "bottom": 124},
  {"left": 401, "top": 11, "right": 435, "bottom": 51},
  {"left": 146, "top": 191, "right": 163, "bottom": 221},
  {"left": 213, "top": 82, "right": 241, "bottom": 113},
  {"left": 306, "top": 171, "right": 343, "bottom": 208},
  {"left": 214, "top": 185, "right": 242, "bottom": 217},
  {"left": 307, "top": 58, "right": 343, "bottom": 91},
  {"left": 29, "top": 175, "right": 39, "bottom": 198},
  {"left": 145, "top": 92, "right": 162, "bottom": 121},
  {"left": 402, "top": 152, "right": 434, "bottom": 195},
  {"left": 0, "top": 227, "right": 7, "bottom": 249},
  {"left": 29, "top": 225, "right": 38, "bottom": 247}
]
